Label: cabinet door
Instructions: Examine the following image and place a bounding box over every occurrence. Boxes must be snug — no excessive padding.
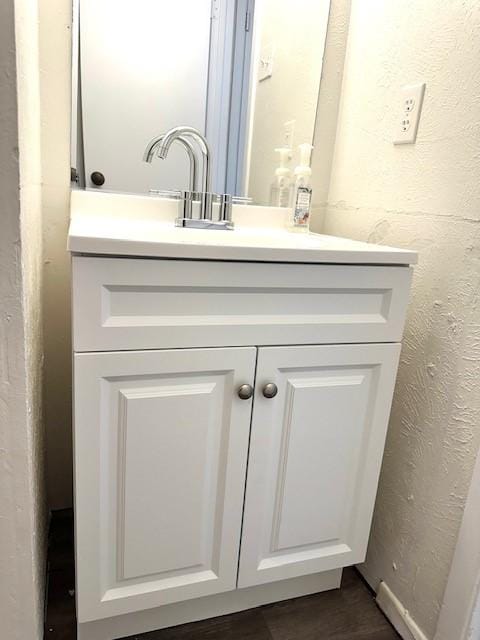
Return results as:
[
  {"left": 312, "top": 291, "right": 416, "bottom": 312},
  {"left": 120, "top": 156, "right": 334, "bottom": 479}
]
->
[
  {"left": 74, "top": 347, "right": 256, "bottom": 622},
  {"left": 238, "top": 343, "right": 401, "bottom": 588}
]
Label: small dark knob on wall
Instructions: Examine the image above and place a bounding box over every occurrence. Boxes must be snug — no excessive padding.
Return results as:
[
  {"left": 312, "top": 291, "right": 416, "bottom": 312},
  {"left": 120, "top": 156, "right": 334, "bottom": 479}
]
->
[{"left": 91, "top": 171, "right": 105, "bottom": 186}]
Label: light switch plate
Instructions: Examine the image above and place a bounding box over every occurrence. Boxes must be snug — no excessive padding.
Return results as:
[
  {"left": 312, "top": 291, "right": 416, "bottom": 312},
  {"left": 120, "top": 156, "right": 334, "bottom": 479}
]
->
[{"left": 393, "top": 82, "right": 426, "bottom": 145}]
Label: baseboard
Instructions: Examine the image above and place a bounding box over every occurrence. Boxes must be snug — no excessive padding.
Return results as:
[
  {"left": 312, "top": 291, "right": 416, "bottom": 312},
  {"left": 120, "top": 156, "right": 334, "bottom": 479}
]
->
[{"left": 376, "top": 581, "right": 429, "bottom": 640}]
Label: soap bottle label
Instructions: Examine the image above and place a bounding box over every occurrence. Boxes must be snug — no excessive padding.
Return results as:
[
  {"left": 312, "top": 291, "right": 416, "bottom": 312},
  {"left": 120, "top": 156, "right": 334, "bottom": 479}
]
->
[{"left": 293, "top": 186, "right": 312, "bottom": 228}]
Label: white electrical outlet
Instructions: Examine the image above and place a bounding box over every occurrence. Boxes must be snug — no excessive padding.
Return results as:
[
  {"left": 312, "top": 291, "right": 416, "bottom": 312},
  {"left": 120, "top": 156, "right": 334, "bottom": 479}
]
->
[
  {"left": 393, "top": 82, "right": 426, "bottom": 145},
  {"left": 258, "top": 44, "right": 274, "bottom": 82}
]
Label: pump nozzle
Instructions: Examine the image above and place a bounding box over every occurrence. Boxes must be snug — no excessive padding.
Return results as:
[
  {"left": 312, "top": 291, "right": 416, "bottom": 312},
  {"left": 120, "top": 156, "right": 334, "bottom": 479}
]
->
[
  {"left": 298, "top": 143, "right": 313, "bottom": 169},
  {"left": 294, "top": 143, "right": 313, "bottom": 178}
]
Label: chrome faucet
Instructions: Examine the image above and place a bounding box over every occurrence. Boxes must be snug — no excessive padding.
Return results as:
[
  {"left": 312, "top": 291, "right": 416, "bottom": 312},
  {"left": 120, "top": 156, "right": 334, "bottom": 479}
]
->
[
  {"left": 156, "top": 126, "right": 214, "bottom": 221},
  {"left": 143, "top": 126, "right": 233, "bottom": 229}
]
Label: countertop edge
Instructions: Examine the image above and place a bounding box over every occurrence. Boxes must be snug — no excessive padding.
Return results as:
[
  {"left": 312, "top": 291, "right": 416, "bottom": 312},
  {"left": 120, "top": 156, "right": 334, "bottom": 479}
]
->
[{"left": 67, "top": 235, "right": 418, "bottom": 266}]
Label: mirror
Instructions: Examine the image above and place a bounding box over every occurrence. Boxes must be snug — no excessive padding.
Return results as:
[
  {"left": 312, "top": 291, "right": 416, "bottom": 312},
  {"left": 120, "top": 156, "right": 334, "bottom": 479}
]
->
[{"left": 72, "top": 0, "right": 330, "bottom": 205}]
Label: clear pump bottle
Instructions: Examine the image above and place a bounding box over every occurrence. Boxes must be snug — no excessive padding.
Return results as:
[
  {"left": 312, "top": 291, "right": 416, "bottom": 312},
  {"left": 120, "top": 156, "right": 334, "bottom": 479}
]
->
[
  {"left": 290, "top": 143, "right": 313, "bottom": 232},
  {"left": 269, "top": 147, "right": 291, "bottom": 207}
]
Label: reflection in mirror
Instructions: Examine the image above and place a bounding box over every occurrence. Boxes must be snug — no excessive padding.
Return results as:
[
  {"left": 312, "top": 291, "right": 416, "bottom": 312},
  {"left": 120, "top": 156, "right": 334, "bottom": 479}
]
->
[{"left": 72, "top": 0, "right": 330, "bottom": 205}]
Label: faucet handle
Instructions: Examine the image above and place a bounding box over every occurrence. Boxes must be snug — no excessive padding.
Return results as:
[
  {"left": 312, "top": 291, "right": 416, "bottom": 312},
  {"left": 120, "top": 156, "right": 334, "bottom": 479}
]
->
[
  {"left": 201, "top": 192, "right": 214, "bottom": 221},
  {"left": 219, "top": 193, "right": 233, "bottom": 223},
  {"left": 181, "top": 190, "right": 194, "bottom": 219}
]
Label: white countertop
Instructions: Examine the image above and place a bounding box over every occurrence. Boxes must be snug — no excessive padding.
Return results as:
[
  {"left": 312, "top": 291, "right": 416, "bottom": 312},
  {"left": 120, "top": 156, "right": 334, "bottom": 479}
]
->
[{"left": 68, "top": 190, "right": 418, "bottom": 266}]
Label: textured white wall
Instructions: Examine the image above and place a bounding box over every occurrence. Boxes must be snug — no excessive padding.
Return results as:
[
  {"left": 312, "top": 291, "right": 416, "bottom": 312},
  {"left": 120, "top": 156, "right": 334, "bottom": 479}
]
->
[
  {"left": 40, "top": 0, "right": 73, "bottom": 509},
  {"left": 0, "top": 0, "right": 46, "bottom": 637},
  {"left": 317, "top": 1, "right": 480, "bottom": 637}
]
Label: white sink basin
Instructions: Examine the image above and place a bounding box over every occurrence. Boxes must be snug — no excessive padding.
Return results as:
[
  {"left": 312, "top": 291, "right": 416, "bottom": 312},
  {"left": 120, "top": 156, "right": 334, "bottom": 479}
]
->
[{"left": 68, "top": 190, "right": 417, "bottom": 265}]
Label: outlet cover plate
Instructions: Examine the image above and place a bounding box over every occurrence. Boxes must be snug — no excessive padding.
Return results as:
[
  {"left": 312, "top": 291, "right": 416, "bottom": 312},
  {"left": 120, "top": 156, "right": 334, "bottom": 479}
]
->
[
  {"left": 393, "top": 82, "right": 426, "bottom": 145},
  {"left": 258, "top": 44, "right": 274, "bottom": 82}
]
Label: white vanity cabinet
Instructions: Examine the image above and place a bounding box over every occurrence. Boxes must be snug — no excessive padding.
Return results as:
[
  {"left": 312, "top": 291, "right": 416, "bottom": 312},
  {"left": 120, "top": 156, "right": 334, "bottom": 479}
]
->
[{"left": 71, "top": 248, "right": 414, "bottom": 639}]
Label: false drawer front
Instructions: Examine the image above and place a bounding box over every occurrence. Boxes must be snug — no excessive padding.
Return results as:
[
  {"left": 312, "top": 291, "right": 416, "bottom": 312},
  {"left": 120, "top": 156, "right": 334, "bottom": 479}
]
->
[{"left": 72, "top": 256, "right": 413, "bottom": 352}]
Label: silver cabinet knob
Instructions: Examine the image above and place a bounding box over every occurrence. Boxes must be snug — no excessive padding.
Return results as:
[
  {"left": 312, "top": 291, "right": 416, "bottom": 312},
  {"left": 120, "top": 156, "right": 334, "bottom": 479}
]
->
[
  {"left": 238, "top": 384, "right": 254, "bottom": 400},
  {"left": 263, "top": 383, "right": 278, "bottom": 399}
]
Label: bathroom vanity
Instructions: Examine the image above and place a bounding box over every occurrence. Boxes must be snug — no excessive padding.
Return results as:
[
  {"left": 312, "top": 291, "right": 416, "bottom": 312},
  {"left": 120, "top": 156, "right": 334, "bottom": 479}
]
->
[{"left": 69, "top": 190, "right": 417, "bottom": 640}]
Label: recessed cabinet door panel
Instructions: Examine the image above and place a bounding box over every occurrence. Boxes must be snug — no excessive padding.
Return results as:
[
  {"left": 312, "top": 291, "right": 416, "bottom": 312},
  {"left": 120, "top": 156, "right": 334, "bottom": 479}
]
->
[
  {"left": 238, "top": 343, "right": 401, "bottom": 588},
  {"left": 120, "top": 383, "right": 216, "bottom": 581},
  {"left": 74, "top": 347, "right": 256, "bottom": 622}
]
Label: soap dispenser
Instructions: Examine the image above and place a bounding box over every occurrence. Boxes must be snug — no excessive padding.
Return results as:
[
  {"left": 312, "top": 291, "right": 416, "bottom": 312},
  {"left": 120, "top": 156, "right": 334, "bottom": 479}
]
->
[
  {"left": 290, "top": 143, "right": 313, "bottom": 232},
  {"left": 269, "top": 147, "right": 291, "bottom": 207}
]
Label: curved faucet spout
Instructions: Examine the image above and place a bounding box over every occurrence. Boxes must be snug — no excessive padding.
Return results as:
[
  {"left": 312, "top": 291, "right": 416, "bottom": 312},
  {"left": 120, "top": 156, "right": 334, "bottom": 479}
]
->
[
  {"left": 156, "top": 126, "right": 211, "bottom": 197},
  {"left": 143, "top": 133, "right": 198, "bottom": 192}
]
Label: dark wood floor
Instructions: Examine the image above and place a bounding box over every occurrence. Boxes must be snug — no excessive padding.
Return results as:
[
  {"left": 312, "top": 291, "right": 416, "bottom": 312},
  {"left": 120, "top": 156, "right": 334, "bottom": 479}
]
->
[{"left": 45, "top": 511, "right": 399, "bottom": 640}]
